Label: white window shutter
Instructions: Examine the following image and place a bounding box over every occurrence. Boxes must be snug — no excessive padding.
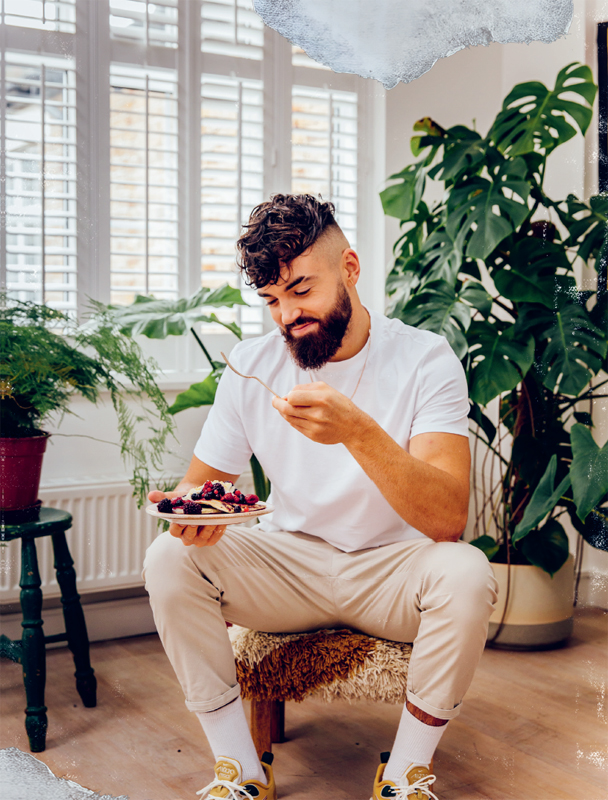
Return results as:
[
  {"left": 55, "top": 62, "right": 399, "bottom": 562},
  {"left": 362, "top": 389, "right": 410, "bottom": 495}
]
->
[
  {"left": 4, "top": 52, "right": 77, "bottom": 312},
  {"left": 109, "top": 66, "right": 179, "bottom": 305}
]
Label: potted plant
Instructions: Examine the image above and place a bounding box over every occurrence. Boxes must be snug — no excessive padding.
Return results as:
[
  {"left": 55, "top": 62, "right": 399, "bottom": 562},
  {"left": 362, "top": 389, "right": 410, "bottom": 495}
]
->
[
  {"left": 381, "top": 62, "right": 608, "bottom": 647},
  {"left": 0, "top": 295, "right": 176, "bottom": 521},
  {"left": 106, "top": 285, "right": 271, "bottom": 502}
]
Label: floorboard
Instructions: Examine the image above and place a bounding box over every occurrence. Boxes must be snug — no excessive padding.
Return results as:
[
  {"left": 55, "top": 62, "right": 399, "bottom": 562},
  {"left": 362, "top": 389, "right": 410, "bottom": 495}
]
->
[{"left": 1, "top": 608, "right": 606, "bottom": 799}]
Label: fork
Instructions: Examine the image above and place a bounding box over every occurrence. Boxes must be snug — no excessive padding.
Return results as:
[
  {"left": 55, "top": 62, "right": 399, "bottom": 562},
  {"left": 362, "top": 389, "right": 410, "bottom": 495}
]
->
[{"left": 220, "top": 351, "right": 280, "bottom": 397}]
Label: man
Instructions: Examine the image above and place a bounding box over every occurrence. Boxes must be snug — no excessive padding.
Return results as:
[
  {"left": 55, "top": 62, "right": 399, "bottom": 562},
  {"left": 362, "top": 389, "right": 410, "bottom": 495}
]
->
[{"left": 144, "top": 194, "right": 497, "bottom": 800}]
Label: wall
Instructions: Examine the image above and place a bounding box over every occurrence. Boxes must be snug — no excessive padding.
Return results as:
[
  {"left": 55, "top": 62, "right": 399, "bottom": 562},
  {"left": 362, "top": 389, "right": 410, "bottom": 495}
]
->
[{"left": 384, "top": 0, "right": 608, "bottom": 605}]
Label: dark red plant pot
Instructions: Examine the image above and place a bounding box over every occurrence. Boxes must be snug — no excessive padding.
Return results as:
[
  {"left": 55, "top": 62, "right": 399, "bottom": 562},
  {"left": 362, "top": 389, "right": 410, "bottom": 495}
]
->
[{"left": 0, "top": 433, "right": 49, "bottom": 515}]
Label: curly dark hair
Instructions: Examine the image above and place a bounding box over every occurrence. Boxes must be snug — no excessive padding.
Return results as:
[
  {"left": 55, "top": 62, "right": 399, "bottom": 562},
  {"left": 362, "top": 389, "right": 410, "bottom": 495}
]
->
[{"left": 236, "top": 194, "right": 339, "bottom": 288}]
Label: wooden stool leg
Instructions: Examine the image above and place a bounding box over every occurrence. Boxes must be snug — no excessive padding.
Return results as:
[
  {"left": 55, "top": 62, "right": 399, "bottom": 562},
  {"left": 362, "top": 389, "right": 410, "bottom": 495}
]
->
[
  {"left": 52, "top": 530, "right": 97, "bottom": 708},
  {"left": 20, "top": 536, "right": 47, "bottom": 752},
  {"left": 250, "top": 698, "right": 273, "bottom": 757},
  {"left": 270, "top": 699, "right": 285, "bottom": 743}
]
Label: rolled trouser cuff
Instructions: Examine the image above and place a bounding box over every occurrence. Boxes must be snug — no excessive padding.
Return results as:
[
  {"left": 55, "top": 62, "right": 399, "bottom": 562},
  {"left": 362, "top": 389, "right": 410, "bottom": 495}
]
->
[
  {"left": 185, "top": 683, "right": 241, "bottom": 713},
  {"left": 406, "top": 689, "right": 462, "bottom": 721}
]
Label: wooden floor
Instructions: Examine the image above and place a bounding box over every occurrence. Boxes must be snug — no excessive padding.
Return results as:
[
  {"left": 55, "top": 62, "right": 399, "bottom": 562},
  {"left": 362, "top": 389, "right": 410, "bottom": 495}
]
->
[{"left": 1, "top": 608, "right": 606, "bottom": 800}]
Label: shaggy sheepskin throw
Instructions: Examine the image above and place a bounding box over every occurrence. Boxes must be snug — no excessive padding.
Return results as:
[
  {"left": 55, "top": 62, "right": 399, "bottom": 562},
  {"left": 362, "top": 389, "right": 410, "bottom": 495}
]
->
[{"left": 229, "top": 627, "right": 412, "bottom": 704}]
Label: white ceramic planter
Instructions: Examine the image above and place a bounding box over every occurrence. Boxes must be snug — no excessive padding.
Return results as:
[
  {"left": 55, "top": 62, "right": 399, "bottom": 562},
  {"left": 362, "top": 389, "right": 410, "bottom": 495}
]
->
[{"left": 487, "top": 555, "right": 574, "bottom": 649}]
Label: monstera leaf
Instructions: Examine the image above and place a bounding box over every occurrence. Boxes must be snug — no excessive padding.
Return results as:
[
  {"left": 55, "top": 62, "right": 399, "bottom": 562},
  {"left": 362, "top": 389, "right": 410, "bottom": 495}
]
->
[
  {"left": 168, "top": 370, "right": 223, "bottom": 414},
  {"left": 570, "top": 424, "right": 608, "bottom": 521},
  {"left": 519, "top": 519, "right": 570, "bottom": 577},
  {"left": 492, "top": 237, "right": 572, "bottom": 308},
  {"left": 428, "top": 126, "right": 487, "bottom": 182},
  {"left": 380, "top": 161, "right": 427, "bottom": 222},
  {"left": 108, "top": 284, "right": 246, "bottom": 339},
  {"left": 490, "top": 62, "right": 597, "bottom": 156},
  {"left": 467, "top": 322, "right": 534, "bottom": 406},
  {"left": 394, "top": 280, "right": 472, "bottom": 359},
  {"left": 517, "top": 302, "right": 606, "bottom": 396},
  {"left": 446, "top": 157, "right": 530, "bottom": 260},
  {"left": 560, "top": 193, "right": 608, "bottom": 263},
  {"left": 512, "top": 455, "right": 571, "bottom": 545}
]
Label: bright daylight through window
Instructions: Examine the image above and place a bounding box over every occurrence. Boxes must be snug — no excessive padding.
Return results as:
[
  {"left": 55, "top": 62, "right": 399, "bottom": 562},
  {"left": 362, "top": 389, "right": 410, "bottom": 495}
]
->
[{"left": 1, "top": 0, "right": 366, "bottom": 367}]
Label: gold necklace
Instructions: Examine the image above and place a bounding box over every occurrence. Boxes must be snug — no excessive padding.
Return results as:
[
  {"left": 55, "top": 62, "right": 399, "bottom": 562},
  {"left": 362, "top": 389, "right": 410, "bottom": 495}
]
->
[{"left": 308, "top": 324, "right": 372, "bottom": 401}]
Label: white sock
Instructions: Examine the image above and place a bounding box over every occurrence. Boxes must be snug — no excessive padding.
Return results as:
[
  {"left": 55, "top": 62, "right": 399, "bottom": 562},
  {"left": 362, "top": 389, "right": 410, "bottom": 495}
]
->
[
  {"left": 383, "top": 706, "right": 447, "bottom": 784},
  {"left": 196, "top": 697, "right": 266, "bottom": 784}
]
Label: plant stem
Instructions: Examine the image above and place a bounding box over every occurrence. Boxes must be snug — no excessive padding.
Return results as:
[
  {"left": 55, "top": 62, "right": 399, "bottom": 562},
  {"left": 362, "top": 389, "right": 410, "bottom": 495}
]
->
[{"left": 190, "top": 327, "right": 215, "bottom": 370}]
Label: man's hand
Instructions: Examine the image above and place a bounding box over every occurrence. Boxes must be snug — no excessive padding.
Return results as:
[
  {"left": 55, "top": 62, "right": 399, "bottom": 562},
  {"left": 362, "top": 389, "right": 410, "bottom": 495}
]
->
[
  {"left": 272, "top": 381, "right": 367, "bottom": 445},
  {"left": 147, "top": 489, "right": 227, "bottom": 548}
]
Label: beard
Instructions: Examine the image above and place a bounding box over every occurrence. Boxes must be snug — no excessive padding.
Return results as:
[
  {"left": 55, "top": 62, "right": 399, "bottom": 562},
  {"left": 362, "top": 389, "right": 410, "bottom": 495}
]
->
[{"left": 280, "top": 283, "right": 353, "bottom": 371}]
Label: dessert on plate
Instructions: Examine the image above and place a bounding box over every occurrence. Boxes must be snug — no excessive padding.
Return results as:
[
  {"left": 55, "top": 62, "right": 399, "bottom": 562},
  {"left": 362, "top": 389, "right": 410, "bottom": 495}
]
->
[{"left": 155, "top": 480, "right": 265, "bottom": 516}]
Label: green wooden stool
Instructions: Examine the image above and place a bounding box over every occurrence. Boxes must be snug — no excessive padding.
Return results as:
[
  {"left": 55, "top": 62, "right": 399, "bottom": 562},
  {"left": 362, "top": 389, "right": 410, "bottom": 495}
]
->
[{"left": 0, "top": 507, "right": 97, "bottom": 752}]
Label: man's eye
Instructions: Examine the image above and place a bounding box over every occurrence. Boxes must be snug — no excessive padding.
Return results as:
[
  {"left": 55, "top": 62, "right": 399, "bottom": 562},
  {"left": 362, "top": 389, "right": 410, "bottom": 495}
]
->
[
  {"left": 294, "top": 289, "right": 310, "bottom": 297},
  {"left": 266, "top": 299, "right": 277, "bottom": 306}
]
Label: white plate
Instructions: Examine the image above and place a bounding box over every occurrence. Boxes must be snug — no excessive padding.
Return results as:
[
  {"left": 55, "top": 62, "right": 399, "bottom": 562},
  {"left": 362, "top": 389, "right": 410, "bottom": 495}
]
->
[{"left": 145, "top": 502, "right": 274, "bottom": 525}]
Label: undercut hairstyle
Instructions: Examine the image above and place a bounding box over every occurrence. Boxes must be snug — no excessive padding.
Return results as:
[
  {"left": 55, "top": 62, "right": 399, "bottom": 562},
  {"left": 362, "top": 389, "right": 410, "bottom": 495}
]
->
[{"left": 236, "top": 194, "right": 340, "bottom": 288}]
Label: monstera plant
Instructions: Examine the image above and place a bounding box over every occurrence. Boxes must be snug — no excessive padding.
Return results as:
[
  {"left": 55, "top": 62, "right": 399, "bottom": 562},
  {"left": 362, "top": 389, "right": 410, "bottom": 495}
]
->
[
  {"left": 107, "top": 285, "right": 270, "bottom": 501},
  {"left": 381, "top": 62, "right": 608, "bottom": 576}
]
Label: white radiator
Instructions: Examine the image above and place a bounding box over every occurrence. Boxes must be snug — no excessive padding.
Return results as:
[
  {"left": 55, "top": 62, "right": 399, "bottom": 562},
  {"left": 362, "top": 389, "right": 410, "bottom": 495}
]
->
[{"left": 0, "top": 478, "right": 161, "bottom": 603}]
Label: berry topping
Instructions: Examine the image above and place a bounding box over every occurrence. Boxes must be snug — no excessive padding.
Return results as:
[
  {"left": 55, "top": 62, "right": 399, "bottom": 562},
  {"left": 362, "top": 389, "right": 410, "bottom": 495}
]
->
[
  {"left": 171, "top": 497, "right": 184, "bottom": 507},
  {"left": 212, "top": 482, "right": 225, "bottom": 497},
  {"left": 190, "top": 492, "right": 202, "bottom": 501},
  {"left": 245, "top": 494, "right": 259, "bottom": 505},
  {"left": 183, "top": 501, "right": 202, "bottom": 515},
  {"left": 233, "top": 505, "right": 242, "bottom": 513},
  {"left": 223, "top": 493, "right": 237, "bottom": 503},
  {"left": 203, "top": 491, "right": 215, "bottom": 500},
  {"left": 157, "top": 498, "right": 173, "bottom": 513},
  {"left": 202, "top": 480, "right": 213, "bottom": 492}
]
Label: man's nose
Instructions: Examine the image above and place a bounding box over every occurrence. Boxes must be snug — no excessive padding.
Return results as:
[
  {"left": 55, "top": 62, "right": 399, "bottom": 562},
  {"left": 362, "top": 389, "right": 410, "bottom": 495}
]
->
[{"left": 279, "top": 301, "right": 303, "bottom": 327}]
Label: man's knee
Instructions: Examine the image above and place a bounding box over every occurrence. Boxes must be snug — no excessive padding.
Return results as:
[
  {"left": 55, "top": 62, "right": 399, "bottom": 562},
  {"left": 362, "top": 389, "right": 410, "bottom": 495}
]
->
[
  {"left": 143, "top": 531, "right": 192, "bottom": 602},
  {"left": 422, "top": 541, "right": 498, "bottom": 607}
]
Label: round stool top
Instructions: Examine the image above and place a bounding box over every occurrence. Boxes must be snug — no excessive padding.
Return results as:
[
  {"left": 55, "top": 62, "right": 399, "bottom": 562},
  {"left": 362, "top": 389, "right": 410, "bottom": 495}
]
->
[{"left": 1, "top": 507, "right": 72, "bottom": 541}]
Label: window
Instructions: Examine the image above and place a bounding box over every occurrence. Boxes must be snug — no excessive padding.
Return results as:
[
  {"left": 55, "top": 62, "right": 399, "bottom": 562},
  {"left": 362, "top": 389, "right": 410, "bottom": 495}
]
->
[
  {"left": 1, "top": 0, "right": 75, "bottom": 33},
  {"left": 292, "top": 86, "right": 358, "bottom": 247},
  {"left": 2, "top": 0, "right": 377, "bottom": 372},
  {"left": 109, "top": 0, "right": 178, "bottom": 48},
  {"left": 109, "top": 66, "right": 179, "bottom": 304},
  {"left": 3, "top": 52, "right": 77, "bottom": 311}
]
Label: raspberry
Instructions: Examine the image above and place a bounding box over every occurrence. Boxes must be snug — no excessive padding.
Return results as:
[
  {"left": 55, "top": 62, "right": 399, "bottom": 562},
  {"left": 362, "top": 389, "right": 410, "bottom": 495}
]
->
[
  {"left": 157, "top": 498, "right": 173, "bottom": 513},
  {"left": 202, "top": 481, "right": 213, "bottom": 492},
  {"left": 223, "top": 493, "right": 237, "bottom": 503},
  {"left": 245, "top": 494, "right": 259, "bottom": 505},
  {"left": 183, "top": 501, "right": 202, "bottom": 515}
]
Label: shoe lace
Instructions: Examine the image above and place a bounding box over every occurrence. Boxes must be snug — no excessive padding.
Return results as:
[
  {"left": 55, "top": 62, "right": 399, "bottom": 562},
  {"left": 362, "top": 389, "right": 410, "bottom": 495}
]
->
[
  {"left": 195, "top": 777, "right": 255, "bottom": 800},
  {"left": 394, "top": 772, "right": 439, "bottom": 800}
]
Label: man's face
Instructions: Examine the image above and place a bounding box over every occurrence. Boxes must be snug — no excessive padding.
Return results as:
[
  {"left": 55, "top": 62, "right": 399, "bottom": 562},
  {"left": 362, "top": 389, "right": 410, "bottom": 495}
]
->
[{"left": 257, "top": 244, "right": 353, "bottom": 370}]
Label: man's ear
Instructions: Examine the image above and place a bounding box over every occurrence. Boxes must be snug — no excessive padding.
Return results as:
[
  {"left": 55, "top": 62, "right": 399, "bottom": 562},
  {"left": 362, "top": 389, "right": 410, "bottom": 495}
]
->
[{"left": 341, "top": 249, "right": 361, "bottom": 286}]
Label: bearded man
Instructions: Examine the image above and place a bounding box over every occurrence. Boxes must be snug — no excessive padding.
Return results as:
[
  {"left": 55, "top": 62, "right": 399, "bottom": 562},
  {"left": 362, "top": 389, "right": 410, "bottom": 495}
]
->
[{"left": 143, "top": 194, "right": 497, "bottom": 800}]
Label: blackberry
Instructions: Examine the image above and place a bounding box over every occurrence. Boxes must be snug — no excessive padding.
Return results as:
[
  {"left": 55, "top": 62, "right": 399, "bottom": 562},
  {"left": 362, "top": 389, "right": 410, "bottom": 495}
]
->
[
  {"left": 157, "top": 498, "right": 173, "bottom": 513},
  {"left": 183, "top": 501, "right": 202, "bottom": 515},
  {"left": 212, "top": 482, "right": 225, "bottom": 497}
]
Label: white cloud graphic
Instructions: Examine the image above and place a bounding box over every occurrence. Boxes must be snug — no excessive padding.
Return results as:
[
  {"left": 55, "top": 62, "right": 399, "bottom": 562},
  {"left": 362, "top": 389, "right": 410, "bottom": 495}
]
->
[{"left": 254, "top": 0, "right": 574, "bottom": 88}]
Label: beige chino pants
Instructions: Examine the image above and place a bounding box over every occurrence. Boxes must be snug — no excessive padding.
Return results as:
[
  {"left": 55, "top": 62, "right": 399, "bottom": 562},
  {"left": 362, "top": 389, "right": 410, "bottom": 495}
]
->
[{"left": 143, "top": 526, "right": 498, "bottom": 721}]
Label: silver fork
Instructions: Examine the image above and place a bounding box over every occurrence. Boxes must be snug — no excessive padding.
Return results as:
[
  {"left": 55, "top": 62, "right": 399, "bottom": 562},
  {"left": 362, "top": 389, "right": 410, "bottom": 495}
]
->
[{"left": 220, "top": 351, "right": 280, "bottom": 397}]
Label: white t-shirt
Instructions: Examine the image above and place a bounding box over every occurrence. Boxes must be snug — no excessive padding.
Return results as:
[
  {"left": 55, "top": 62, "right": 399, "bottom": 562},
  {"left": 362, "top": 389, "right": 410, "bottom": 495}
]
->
[{"left": 194, "top": 308, "right": 470, "bottom": 552}]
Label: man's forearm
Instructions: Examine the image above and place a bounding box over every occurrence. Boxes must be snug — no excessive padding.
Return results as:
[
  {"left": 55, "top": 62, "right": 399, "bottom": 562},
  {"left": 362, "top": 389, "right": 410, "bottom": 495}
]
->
[{"left": 344, "top": 414, "right": 469, "bottom": 542}]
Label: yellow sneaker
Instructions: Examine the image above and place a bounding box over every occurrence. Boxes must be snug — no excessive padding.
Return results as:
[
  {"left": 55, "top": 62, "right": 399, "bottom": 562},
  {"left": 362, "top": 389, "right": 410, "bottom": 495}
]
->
[
  {"left": 371, "top": 752, "right": 438, "bottom": 799},
  {"left": 196, "top": 752, "right": 277, "bottom": 799}
]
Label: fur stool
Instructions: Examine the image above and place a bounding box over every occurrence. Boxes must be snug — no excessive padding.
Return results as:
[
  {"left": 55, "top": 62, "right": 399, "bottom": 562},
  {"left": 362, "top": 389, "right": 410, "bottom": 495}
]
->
[{"left": 229, "top": 626, "right": 412, "bottom": 756}]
